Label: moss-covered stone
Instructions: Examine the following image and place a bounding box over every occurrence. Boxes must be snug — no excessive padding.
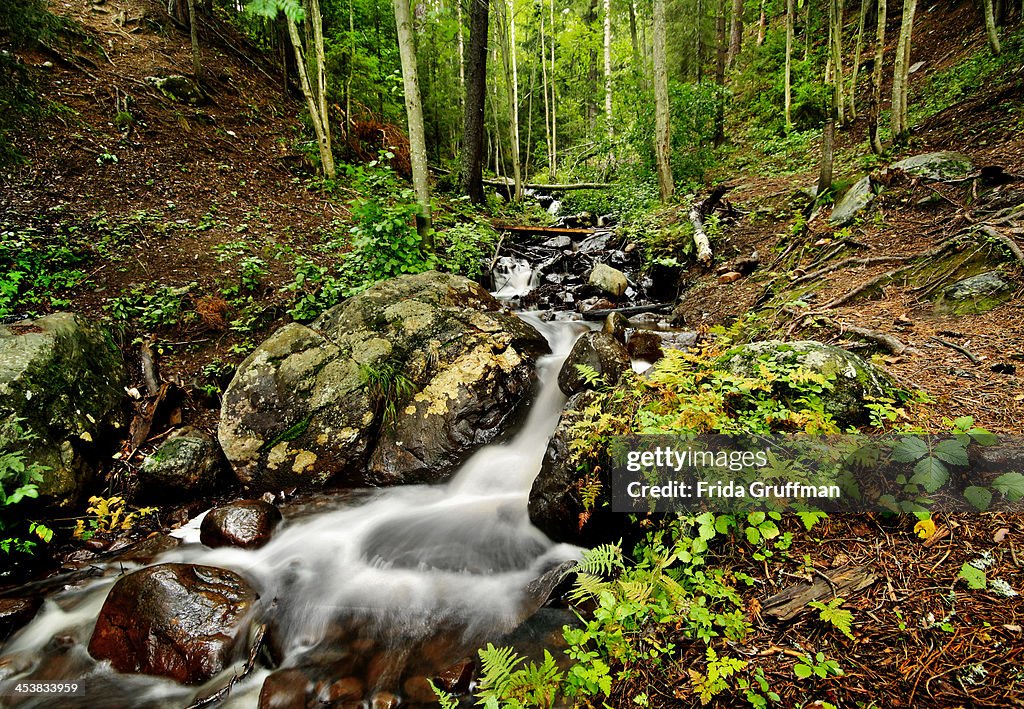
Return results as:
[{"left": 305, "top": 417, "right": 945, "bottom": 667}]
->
[
  {"left": 716, "top": 340, "right": 899, "bottom": 427},
  {"left": 138, "top": 427, "right": 221, "bottom": 500},
  {"left": 218, "top": 271, "right": 549, "bottom": 491},
  {"left": 0, "top": 313, "right": 127, "bottom": 507},
  {"left": 935, "top": 270, "right": 1014, "bottom": 315}
]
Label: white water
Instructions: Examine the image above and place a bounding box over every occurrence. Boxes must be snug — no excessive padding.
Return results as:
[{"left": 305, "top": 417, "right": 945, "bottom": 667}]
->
[
  {"left": 491, "top": 256, "right": 539, "bottom": 299},
  {"left": 0, "top": 314, "right": 586, "bottom": 708}
]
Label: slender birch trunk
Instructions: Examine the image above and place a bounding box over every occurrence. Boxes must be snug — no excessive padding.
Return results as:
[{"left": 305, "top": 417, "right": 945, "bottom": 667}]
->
[
  {"left": 829, "top": 0, "right": 846, "bottom": 126},
  {"left": 785, "top": 0, "right": 794, "bottom": 131},
  {"left": 983, "top": 0, "right": 1001, "bottom": 55},
  {"left": 891, "top": 0, "right": 917, "bottom": 142},
  {"left": 604, "top": 0, "right": 613, "bottom": 140},
  {"left": 757, "top": 0, "right": 766, "bottom": 45},
  {"left": 287, "top": 17, "right": 335, "bottom": 178},
  {"left": 541, "top": 2, "right": 554, "bottom": 178},
  {"left": 393, "top": 0, "right": 433, "bottom": 242},
  {"left": 869, "top": 0, "right": 886, "bottom": 153},
  {"left": 849, "top": 0, "right": 868, "bottom": 119},
  {"left": 309, "top": 0, "right": 330, "bottom": 160},
  {"left": 186, "top": 0, "right": 201, "bottom": 78},
  {"left": 653, "top": 0, "right": 673, "bottom": 201},
  {"left": 550, "top": 0, "right": 558, "bottom": 181}
]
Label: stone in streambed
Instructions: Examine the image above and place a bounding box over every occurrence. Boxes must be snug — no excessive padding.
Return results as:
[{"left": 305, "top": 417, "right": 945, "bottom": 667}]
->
[
  {"left": 138, "top": 426, "right": 221, "bottom": 499},
  {"left": 602, "top": 312, "right": 629, "bottom": 343},
  {"left": 557, "top": 332, "right": 631, "bottom": 396},
  {"left": 200, "top": 499, "right": 282, "bottom": 549},
  {"left": 588, "top": 263, "right": 629, "bottom": 298},
  {"left": 626, "top": 331, "right": 664, "bottom": 363},
  {"left": 88, "top": 563, "right": 258, "bottom": 684}
]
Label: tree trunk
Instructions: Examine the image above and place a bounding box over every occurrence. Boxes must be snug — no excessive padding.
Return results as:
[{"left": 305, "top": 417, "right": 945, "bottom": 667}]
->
[
  {"left": 309, "top": 0, "right": 330, "bottom": 161},
  {"left": 629, "top": 0, "right": 644, "bottom": 89},
  {"left": 460, "top": 0, "right": 489, "bottom": 203},
  {"left": 393, "top": 0, "right": 433, "bottom": 242},
  {"left": 983, "top": 0, "right": 1001, "bottom": 55},
  {"left": 695, "top": 0, "right": 704, "bottom": 82},
  {"left": 757, "top": 0, "right": 766, "bottom": 45},
  {"left": 287, "top": 18, "right": 336, "bottom": 179},
  {"left": 604, "top": 0, "right": 613, "bottom": 141},
  {"left": 785, "top": 0, "right": 794, "bottom": 130},
  {"left": 829, "top": 0, "right": 846, "bottom": 126},
  {"left": 550, "top": 0, "right": 558, "bottom": 181},
  {"left": 586, "top": 0, "right": 600, "bottom": 136},
  {"left": 713, "top": 0, "right": 727, "bottom": 145},
  {"left": 186, "top": 0, "right": 201, "bottom": 79},
  {"left": 849, "top": 0, "right": 868, "bottom": 120},
  {"left": 803, "top": 0, "right": 811, "bottom": 60},
  {"left": 728, "top": 0, "right": 744, "bottom": 67},
  {"left": 653, "top": 0, "right": 673, "bottom": 202},
  {"left": 498, "top": 0, "right": 523, "bottom": 200},
  {"left": 457, "top": 0, "right": 466, "bottom": 93},
  {"left": 869, "top": 0, "right": 886, "bottom": 153},
  {"left": 818, "top": 107, "right": 835, "bottom": 195},
  {"left": 891, "top": 0, "right": 917, "bottom": 142},
  {"left": 541, "top": 1, "right": 554, "bottom": 180}
]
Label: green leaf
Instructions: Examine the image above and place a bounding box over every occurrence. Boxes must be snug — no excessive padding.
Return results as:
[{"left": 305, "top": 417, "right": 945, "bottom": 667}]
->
[
  {"left": 793, "top": 663, "right": 813, "bottom": 679},
  {"left": 910, "top": 457, "right": 949, "bottom": 492},
  {"left": 967, "top": 428, "right": 999, "bottom": 446},
  {"left": 933, "top": 439, "right": 969, "bottom": 467},
  {"left": 758, "top": 520, "right": 780, "bottom": 540},
  {"left": 963, "top": 486, "right": 992, "bottom": 511},
  {"left": 891, "top": 436, "right": 929, "bottom": 463},
  {"left": 958, "top": 562, "right": 987, "bottom": 590},
  {"left": 747, "top": 510, "right": 766, "bottom": 525},
  {"left": 745, "top": 526, "right": 761, "bottom": 545},
  {"left": 992, "top": 472, "right": 1024, "bottom": 501}
]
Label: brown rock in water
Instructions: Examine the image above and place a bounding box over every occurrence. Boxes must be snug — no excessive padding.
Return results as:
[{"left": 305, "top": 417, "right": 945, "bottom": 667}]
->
[
  {"left": 403, "top": 675, "right": 439, "bottom": 703},
  {"left": 434, "top": 658, "right": 474, "bottom": 693},
  {"left": 88, "top": 563, "right": 258, "bottom": 684},
  {"left": 626, "top": 331, "right": 664, "bottom": 364},
  {"left": 370, "top": 691, "right": 400, "bottom": 709},
  {"left": 0, "top": 597, "right": 42, "bottom": 636},
  {"left": 602, "top": 312, "right": 629, "bottom": 343},
  {"left": 259, "top": 668, "right": 312, "bottom": 709},
  {"left": 327, "top": 676, "right": 365, "bottom": 703},
  {"left": 200, "top": 499, "right": 283, "bottom": 549}
]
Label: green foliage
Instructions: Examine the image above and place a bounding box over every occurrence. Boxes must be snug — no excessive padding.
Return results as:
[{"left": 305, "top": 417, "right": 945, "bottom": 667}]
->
[
  {"left": 360, "top": 359, "right": 416, "bottom": 430},
  {"left": 435, "top": 221, "right": 499, "bottom": 278},
  {"left": 0, "top": 226, "right": 90, "bottom": 318},
  {"left": 808, "top": 597, "right": 855, "bottom": 640},
  {"left": 0, "top": 428, "right": 52, "bottom": 556},
  {"left": 958, "top": 562, "right": 987, "bottom": 590},
  {"left": 106, "top": 284, "right": 193, "bottom": 329},
  {"left": 793, "top": 651, "right": 843, "bottom": 680},
  {"left": 475, "top": 644, "right": 563, "bottom": 709}
]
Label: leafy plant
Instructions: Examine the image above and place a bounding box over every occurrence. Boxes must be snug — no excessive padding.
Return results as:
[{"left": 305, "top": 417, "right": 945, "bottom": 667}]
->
[
  {"left": 73, "top": 496, "right": 158, "bottom": 541},
  {"left": 474, "top": 644, "right": 563, "bottom": 709},
  {"left": 0, "top": 439, "right": 52, "bottom": 555},
  {"left": 793, "top": 651, "right": 843, "bottom": 680},
  {"left": 808, "top": 597, "right": 855, "bottom": 640},
  {"left": 106, "top": 284, "right": 193, "bottom": 329}
]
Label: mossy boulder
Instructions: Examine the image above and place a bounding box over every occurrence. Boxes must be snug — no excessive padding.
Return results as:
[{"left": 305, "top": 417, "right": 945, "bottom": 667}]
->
[
  {"left": 144, "top": 75, "right": 207, "bottom": 105},
  {"left": 138, "top": 427, "right": 222, "bottom": 499},
  {"left": 716, "top": 340, "right": 899, "bottom": 427},
  {"left": 218, "top": 271, "right": 549, "bottom": 491},
  {"left": 557, "top": 331, "right": 631, "bottom": 396},
  {"left": 935, "top": 270, "right": 1014, "bottom": 314},
  {"left": 0, "top": 313, "right": 127, "bottom": 508},
  {"left": 830, "top": 176, "right": 876, "bottom": 226},
  {"left": 891, "top": 151, "right": 973, "bottom": 180}
]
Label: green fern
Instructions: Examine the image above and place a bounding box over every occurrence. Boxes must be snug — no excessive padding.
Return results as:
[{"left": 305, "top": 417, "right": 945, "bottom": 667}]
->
[
  {"left": 475, "top": 645, "right": 563, "bottom": 708},
  {"left": 428, "top": 679, "right": 459, "bottom": 709},
  {"left": 477, "top": 643, "right": 524, "bottom": 702},
  {"left": 569, "top": 572, "right": 612, "bottom": 602},
  {"left": 808, "top": 597, "right": 855, "bottom": 640},
  {"left": 576, "top": 542, "right": 624, "bottom": 577}
]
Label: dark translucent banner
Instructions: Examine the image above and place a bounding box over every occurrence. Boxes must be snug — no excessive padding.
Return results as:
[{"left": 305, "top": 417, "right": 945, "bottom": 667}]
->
[{"left": 609, "top": 432, "right": 1024, "bottom": 515}]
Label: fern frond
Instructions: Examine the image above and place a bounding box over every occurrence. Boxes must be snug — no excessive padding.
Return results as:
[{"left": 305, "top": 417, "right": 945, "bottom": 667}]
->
[
  {"left": 577, "top": 542, "right": 624, "bottom": 577},
  {"left": 476, "top": 643, "right": 525, "bottom": 702},
  {"left": 569, "top": 572, "right": 612, "bottom": 602}
]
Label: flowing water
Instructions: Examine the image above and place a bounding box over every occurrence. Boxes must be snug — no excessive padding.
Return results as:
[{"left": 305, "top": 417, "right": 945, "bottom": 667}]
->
[{"left": 0, "top": 312, "right": 588, "bottom": 708}]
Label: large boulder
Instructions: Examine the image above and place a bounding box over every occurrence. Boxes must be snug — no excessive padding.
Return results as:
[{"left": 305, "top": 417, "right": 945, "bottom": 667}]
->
[
  {"left": 200, "top": 499, "right": 282, "bottom": 549},
  {"left": 557, "top": 332, "right": 631, "bottom": 396},
  {"left": 830, "top": 176, "right": 876, "bottom": 226},
  {"left": 716, "top": 340, "right": 899, "bottom": 427},
  {"left": 218, "top": 272, "right": 549, "bottom": 490},
  {"left": 137, "top": 426, "right": 222, "bottom": 499},
  {"left": 936, "top": 270, "right": 1014, "bottom": 314},
  {"left": 0, "top": 313, "right": 127, "bottom": 508},
  {"left": 891, "top": 151, "right": 973, "bottom": 180},
  {"left": 588, "top": 263, "right": 628, "bottom": 298},
  {"left": 88, "top": 563, "right": 259, "bottom": 684}
]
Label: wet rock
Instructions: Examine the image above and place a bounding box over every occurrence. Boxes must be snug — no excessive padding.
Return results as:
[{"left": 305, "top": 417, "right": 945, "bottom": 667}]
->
[
  {"left": 402, "top": 675, "right": 438, "bottom": 703},
  {"left": 0, "top": 313, "right": 127, "bottom": 508},
  {"left": 588, "top": 263, "right": 628, "bottom": 298},
  {"left": 434, "top": 658, "right": 474, "bottom": 693},
  {"left": 326, "top": 676, "right": 365, "bottom": 703},
  {"left": 144, "top": 75, "right": 207, "bottom": 105},
  {"left": 626, "top": 331, "right": 664, "bottom": 363},
  {"left": 259, "top": 668, "right": 312, "bottom": 709},
  {"left": 219, "top": 271, "right": 548, "bottom": 491},
  {"left": 718, "top": 271, "right": 743, "bottom": 284},
  {"left": 579, "top": 231, "right": 612, "bottom": 253},
  {"left": 602, "top": 312, "right": 629, "bottom": 343},
  {"left": 892, "top": 151, "right": 973, "bottom": 180},
  {"left": 200, "top": 499, "right": 283, "bottom": 549},
  {"left": 717, "top": 340, "right": 898, "bottom": 427},
  {"left": 89, "top": 563, "right": 259, "bottom": 684},
  {"left": 0, "top": 597, "right": 42, "bottom": 636},
  {"left": 542, "top": 235, "right": 572, "bottom": 249},
  {"left": 830, "top": 175, "right": 876, "bottom": 226},
  {"left": 558, "top": 332, "right": 631, "bottom": 396},
  {"left": 936, "top": 271, "right": 1013, "bottom": 314},
  {"left": 578, "top": 297, "right": 616, "bottom": 313},
  {"left": 138, "top": 426, "right": 221, "bottom": 499},
  {"left": 370, "top": 691, "right": 400, "bottom": 709}
]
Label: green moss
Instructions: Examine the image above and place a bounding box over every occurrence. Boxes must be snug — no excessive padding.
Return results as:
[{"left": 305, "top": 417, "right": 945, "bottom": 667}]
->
[{"left": 260, "top": 414, "right": 313, "bottom": 453}]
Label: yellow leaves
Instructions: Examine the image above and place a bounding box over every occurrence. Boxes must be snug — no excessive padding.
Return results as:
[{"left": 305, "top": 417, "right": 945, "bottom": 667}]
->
[
  {"left": 73, "top": 496, "right": 158, "bottom": 539},
  {"left": 914, "top": 517, "right": 937, "bottom": 541}
]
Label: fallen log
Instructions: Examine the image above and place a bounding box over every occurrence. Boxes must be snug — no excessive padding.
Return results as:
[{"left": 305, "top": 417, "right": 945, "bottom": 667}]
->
[
  {"left": 689, "top": 186, "right": 728, "bottom": 267},
  {"left": 494, "top": 224, "right": 595, "bottom": 236},
  {"left": 762, "top": 565, "right": 878, "bottom": 621},
  {"left": 580, "top": 302, "right": 674, "bottom": 321},
  {"left": 483, "top": 178, "right": 616, "bottom": 191}
]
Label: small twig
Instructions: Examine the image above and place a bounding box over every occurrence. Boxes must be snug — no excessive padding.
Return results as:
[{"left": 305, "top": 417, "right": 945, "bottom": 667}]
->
[{"left": 930, "top": 336, "right": 980, "bottom": 364}]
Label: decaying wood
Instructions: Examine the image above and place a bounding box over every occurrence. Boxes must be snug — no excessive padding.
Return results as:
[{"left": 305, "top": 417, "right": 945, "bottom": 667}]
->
[
  {"left": 689, "top": 186, "right": 727, "bottom": 266},
  {"left": 483, "top": 178, "right": 615, "bottom": 191},
  {"left": 140, "top": 339, "right": 161, "bottom": 397},
  {"left": 495, "top": 224, "right": 595, "bottom": 236},
  {"left": 762, "top": 565, "right": 878, "bottom": 621},
  {"left": 580, "top": 302, "right": 674, "bottom": 321},
  {"left": 827, "top": 317, "right": 921, "bottom": 355},
  {"left": 930, "top": 336, "right": 980, "bottom": 364}
]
